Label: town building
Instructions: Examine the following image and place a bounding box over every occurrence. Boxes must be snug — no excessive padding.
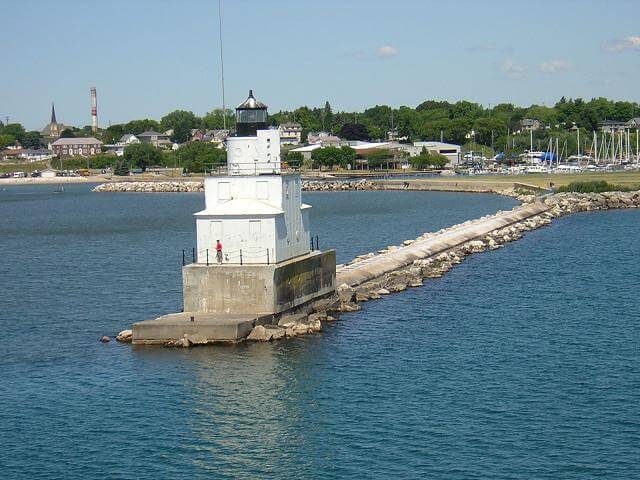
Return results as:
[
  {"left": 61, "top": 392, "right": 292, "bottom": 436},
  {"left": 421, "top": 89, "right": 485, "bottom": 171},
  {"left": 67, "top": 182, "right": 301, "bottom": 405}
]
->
[
  {"left": 51, "top": 137, "right": 102, "bottom": 156},
  {"left": 278, "top": 122, "right": 302, "bottom": 145},
  {"left": 626, "top": 118, "right": 640, "bottom": 129},
  {"left": 307, "top": 131, "right": 341, "bottom": 146},
  {"left": 41, "top": 103, "right": 66, "bottom": 139},
  {"left": 119, "top": 134, "right": 140, "bottom": 145},
  {"left": 137, "top": 131, "right": 172, "bottom": 148},
  {"left": 410, "top": 141, "right": 461, "bottom": 167},
  {"left": 599, "top": 120, "right": 627, "bottom": 133},
  {"left": 520, "top": 118, "right": 541, "bottom": 132}
]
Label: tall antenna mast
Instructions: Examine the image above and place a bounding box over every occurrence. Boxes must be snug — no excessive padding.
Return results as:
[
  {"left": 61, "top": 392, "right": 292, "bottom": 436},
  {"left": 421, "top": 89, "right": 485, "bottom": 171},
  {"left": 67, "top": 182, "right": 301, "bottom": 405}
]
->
[{"left": 218, "top": 0, "right": 226, "bottom": 130}]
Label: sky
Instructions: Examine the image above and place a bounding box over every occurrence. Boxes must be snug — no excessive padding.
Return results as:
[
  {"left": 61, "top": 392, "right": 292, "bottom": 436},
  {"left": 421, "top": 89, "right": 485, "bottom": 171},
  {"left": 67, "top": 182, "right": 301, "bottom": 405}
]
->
[{"left": 3, "top": 0, "right": 640, "bottom": 130}]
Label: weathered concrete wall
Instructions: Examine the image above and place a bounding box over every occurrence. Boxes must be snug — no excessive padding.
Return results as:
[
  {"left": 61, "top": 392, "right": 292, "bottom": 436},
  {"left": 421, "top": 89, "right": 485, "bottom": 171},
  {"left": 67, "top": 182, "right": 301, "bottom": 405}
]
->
[
  {"left": 183, "top": 250, "right": 336, "bottom": 315},
  {"left": 337, "top": 202, "right": 549, "bottom": 287}
]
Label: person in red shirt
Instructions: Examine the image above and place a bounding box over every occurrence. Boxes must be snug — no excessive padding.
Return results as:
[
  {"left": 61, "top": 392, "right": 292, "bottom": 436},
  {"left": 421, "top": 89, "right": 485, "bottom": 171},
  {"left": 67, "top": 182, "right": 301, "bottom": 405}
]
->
[{"left": 215, "top": 239, "right": 223, "bottom": 264}]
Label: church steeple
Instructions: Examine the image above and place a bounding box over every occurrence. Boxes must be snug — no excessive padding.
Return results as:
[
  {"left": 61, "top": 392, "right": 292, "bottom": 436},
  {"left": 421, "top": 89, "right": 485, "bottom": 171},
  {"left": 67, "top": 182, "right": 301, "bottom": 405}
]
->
[{"left": 51, "top": 102, "right": 57, "bottom": 124}]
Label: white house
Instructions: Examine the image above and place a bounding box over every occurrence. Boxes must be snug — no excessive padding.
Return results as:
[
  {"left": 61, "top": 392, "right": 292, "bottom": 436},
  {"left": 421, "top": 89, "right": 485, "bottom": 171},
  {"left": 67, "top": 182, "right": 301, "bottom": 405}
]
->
[
  {"left": 193, "top": 91, "right": 311, "bottom": 265},
  {"left": 278, "top": 122, "right": 302, "bottom": 145}
]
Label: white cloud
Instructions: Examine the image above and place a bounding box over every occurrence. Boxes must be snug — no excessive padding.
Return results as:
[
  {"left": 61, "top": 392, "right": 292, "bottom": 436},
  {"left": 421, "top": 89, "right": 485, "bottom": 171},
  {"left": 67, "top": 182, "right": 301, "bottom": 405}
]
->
[
  {"left": 376, "top": 45, "right": 398, "bottom": 58},
  {"left": 538, "top": 59, "right": 572, "bottom": 73},
  {"left": 496, "top": 59, "right": 526, "bottom": 79},
  {"left": 603, "top": 36, "right": 640, "bottom": 52}
]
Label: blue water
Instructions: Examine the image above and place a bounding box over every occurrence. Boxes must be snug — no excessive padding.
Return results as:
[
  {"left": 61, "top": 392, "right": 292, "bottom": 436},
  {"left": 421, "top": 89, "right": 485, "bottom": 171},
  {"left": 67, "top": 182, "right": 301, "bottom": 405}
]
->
[{"left": 1, "top": 184, "right": 639, "bottom": 479}]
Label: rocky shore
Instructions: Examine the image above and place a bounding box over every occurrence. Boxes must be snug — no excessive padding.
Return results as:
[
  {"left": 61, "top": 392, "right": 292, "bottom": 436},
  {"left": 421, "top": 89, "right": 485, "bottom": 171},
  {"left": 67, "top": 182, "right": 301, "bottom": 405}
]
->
[
  {"left": 93, "top": 181, "right": 203, "bottom": 193},
  {"left": 93, "top": 179, "right": 378, "bottom": 193},
  {"left": 301, "top": 179, "right": 379, "bottom": 191}
]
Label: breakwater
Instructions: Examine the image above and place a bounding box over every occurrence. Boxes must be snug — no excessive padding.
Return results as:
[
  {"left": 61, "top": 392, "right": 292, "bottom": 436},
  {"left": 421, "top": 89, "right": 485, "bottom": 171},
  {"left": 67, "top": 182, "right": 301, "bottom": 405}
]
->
[
  {"left": 92, "top": 178, "right": 533, "bottom": 201},
  {"left": 240, "top": 190, "right": 640, "bottom": 343},
  {"left": 99, "top": 179, "right": 640, "bottom": 345},
  {"left": 93, "top": 181, "right": 203, "bottom": 192},
  {"left": 92, "top": 179, "right": 379, "bottom": 193}
]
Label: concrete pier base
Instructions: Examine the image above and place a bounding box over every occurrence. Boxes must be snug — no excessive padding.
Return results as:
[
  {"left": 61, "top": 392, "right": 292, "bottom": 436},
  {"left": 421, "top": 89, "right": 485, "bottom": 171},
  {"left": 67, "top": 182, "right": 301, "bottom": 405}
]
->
[
  {"left": 132, "top": 312, "right": 258, "bottom": 345},
  {"left": 182, "top": 250, "right": 336, "bottom": 315},
  {"left": 132, "top": 250, "right": 336, "bottom": 344}
]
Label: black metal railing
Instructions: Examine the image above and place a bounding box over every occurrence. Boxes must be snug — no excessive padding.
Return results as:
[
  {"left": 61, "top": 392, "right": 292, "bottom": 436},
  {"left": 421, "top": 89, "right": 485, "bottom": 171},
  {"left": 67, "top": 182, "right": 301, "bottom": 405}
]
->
[{"left": 182, "top": 247, "right": 274, "bottom": 266}]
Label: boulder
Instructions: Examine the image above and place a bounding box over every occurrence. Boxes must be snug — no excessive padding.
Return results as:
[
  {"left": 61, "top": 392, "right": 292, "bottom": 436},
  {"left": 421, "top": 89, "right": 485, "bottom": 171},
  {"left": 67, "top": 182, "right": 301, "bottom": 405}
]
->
[
  {"left": 115, "top": 329, "right": 133, "bottom": 343},
  {"left": 246, "top": 325, "right": 273, "bottom": 342},
  {"left": 172, "top": 335, "right": 192, "bottom": 348},
  {"left": 186, "top": 333, "right": 208, "bottom": 345},
  {"left": 336, "top": 283, "right": 356, "bottom": 303},
  {"left": 376, "top": 288, "right": 391, "bottom": 295}
]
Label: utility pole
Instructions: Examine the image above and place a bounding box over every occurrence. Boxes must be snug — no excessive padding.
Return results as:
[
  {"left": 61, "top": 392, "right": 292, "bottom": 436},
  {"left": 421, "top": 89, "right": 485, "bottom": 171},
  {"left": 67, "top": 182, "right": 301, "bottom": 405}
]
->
[{"left": 218, "top": 0, "right": 226, "bottom": 130}]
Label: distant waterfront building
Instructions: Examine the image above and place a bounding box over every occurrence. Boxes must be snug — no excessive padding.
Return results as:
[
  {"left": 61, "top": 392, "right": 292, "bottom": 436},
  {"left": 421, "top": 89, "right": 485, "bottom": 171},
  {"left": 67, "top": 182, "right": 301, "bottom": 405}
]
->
[
  {"left": 278, "top": 122, "right": 302, "bottom": 145},
  {"left": 626, "top": 118, "right": 640, "bottom": 129},
  {"left": 599, "top": 120, "right": 627, "bottom": 133},
  {"left": 118, "top": 134, "right": 140, "bottom": 145},
  {"left": 191, "top": 129, "right": 230, "bottom": 148},
  {"left": 51, "top": 137, "right": 102, "bottom": 156},
  {"left": 307, "top": 131, "right": 341, "bottom": 146},
  {"left": 137, "top": 131, "right": 172, "bottom": 148},
  {"left": 520, "top": 118, "right": 541, "bottom": 132},
  {"left": 411, "top": 141, "right": 461, "bottom": 167},
  {"left": 41, "top": 103, "right": 66, "bottom": 139}
]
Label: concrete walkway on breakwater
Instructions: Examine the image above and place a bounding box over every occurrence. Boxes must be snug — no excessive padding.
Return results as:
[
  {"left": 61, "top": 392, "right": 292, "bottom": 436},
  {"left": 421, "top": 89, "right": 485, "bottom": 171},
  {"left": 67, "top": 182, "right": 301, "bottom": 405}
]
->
[
  {"left": 375, "top": 178, "right": 543, "bottom": 194},
  {"left": 336, "top": 201, "right": 550, "bottom": 287}
]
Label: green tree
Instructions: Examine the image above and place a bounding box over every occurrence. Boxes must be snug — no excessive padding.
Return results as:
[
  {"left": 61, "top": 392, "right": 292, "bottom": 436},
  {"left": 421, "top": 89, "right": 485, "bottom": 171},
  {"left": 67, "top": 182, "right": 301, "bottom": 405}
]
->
[
  {"left": 113, "top": 159, "right": 130, "bottom": 176},
  {"left": 410, "top": 148, "right": 448, "bottom": 169},
  {"left": 1, "top": 123, "right": 26, "bottom": 143},
  {"left": 123, "top": 143, "right": 163, "bottom": 171},
  {"left": 311, "top": 146, "right": 355, "bottom": 169},
  {"left": 0, "top": 134, "right": 16, "bottom": 149},
  {"left": 339, "top": 123, "right": 369, "bottom": 141},
  {"left": 201, "top": 108, "right": 234, "bottom": 130},
  {"left": 124, "top": 119, "right": 161, "bottom": 135},
  {"left": 21, "top": 131, "right": 44, "bottom": 148},
  {"left": 175, "top": 142, "right": 226, "bottom": 173},
  {"left": 161, "top": 110, "right": 199, "bottom": 143},
  {"left": 59, "top": 128, "right": 75, "bottom": 138},
  {"left": 102, "top": 124, "right": 125, "bottom": 144},
  {"left": 286, "top": 150, "right": 304, "bottom": 166},
  {"left": 363, "top": 148, "right": 391, "bottom": 168}
]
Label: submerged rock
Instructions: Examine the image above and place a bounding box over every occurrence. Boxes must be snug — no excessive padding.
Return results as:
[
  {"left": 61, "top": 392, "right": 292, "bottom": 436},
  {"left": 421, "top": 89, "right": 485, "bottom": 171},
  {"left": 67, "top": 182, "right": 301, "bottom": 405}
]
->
[{"left": 99, "top": 336, "right": 110, "bottom": 343}]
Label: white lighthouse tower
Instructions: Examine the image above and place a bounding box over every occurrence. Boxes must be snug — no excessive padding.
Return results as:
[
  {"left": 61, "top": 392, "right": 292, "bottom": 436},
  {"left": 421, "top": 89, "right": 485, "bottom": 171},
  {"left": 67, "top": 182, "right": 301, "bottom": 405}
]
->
[
  {"left": 194, "top": 90, "right": 311, "bottom": 265},
  {"left": 180, "top": 90, "right": 336, "bottom": 317}
]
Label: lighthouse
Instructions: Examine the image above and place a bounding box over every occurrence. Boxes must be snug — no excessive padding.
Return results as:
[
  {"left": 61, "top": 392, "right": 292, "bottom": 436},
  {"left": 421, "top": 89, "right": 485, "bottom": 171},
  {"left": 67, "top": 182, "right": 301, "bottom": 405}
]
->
[
  {"left": 192, "top": 91, "right": 310, "bottom": 265},
  {"left": 133, "top": 91, "right": 336, "bottom": 344}
]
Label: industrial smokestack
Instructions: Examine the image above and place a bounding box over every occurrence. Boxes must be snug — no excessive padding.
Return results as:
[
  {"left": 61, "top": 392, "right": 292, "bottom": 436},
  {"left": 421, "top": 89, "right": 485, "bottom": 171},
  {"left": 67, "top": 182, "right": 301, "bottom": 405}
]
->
[{"left": 90, "top": 87, "right": 98, "bottom": 133}]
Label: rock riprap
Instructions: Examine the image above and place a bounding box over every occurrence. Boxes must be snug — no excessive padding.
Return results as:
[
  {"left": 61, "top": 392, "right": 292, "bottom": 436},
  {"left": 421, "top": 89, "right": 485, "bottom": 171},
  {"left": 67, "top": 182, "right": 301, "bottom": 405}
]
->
[{"left": 93, "top": 181, "right": 204, "bottom": 193}]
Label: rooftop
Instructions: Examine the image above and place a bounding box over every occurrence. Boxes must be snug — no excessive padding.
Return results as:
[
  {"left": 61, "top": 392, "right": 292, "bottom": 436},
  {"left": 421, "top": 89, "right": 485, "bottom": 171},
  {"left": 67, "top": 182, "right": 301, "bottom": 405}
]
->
[{"left": 51, "top": 137, "right": 102, "bottom": 145}]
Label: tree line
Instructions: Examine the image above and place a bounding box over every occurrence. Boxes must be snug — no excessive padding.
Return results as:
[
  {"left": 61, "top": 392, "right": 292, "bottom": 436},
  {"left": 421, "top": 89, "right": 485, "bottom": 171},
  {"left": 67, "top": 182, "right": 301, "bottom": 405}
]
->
[{"left": 3, "top": 96, "right": 640, "bottom": 157}]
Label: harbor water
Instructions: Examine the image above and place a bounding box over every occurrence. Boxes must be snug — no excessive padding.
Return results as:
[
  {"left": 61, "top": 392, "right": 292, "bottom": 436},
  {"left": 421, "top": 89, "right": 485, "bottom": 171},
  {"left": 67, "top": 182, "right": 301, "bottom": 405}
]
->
[{"left": 1, "top": 184, "right": 638, "bottom": 479}]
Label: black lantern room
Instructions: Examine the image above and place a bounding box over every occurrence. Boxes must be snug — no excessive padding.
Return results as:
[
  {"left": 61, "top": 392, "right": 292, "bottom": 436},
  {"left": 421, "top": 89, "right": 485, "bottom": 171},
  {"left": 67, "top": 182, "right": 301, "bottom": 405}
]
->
[{"left": 235, "top": 90, "right": 268, "bottom": 137}]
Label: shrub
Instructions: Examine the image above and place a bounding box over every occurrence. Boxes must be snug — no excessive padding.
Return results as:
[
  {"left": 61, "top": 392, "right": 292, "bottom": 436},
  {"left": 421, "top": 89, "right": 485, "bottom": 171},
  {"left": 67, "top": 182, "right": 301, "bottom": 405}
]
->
[
  {"left": 311, "top": 146, "right": 355, "bottom": 169},
  {"left": 556, "top": 181, "right": 634, "bottom": 193},
  {"left": 410, "top": 149, "right": 448, "bottom": 169}
]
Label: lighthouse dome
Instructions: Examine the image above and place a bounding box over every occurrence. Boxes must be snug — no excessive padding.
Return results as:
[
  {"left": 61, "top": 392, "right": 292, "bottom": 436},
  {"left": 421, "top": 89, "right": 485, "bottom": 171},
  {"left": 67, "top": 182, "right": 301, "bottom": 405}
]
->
[{"left": 235, "top": 90, "right": 268, "bottom": 136}]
